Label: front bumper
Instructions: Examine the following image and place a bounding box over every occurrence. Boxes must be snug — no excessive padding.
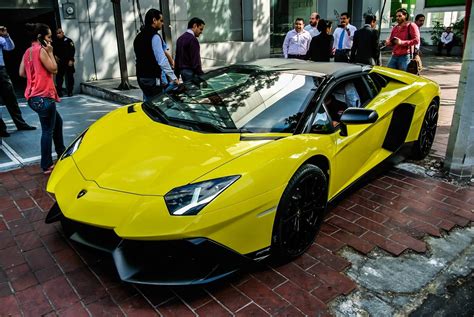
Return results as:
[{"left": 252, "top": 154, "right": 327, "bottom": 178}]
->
[{"left": 46, "top": 203, "right": 257, "bottom": 285}]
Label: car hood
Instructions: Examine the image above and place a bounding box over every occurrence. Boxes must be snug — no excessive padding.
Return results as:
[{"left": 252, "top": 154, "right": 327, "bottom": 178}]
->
[{"left": 72, "top": 105, "right": 277, "bottom": 195}]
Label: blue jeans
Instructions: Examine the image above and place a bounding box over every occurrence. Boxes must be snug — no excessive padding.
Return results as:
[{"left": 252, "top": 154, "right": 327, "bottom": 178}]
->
[
  {"left": 28, "top": 97, "right": 65, "bottom": 171},
  {"left": 387, "top": 54, "right": 411, "bottom": 71}
]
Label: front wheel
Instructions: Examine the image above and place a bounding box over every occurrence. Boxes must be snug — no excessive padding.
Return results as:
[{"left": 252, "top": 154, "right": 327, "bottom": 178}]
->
[
  {"left": 271, "top": 164, "right": 328, "bottom": 261},
  {"left": 411, "top": 101, "right": 439, "bottom": 160}
]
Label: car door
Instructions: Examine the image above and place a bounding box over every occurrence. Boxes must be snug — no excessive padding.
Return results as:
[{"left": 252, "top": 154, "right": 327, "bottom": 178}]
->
[{"left": 321, "top": 75, "right": 389, "bottom": 198}]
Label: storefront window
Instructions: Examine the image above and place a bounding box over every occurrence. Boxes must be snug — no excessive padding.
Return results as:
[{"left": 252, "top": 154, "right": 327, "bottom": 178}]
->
[
  {"left": 188, "top": 0, "right": 243, "bottom": 43},
  {"left": 270, "top": 0, "right": 316, "bottom": 55},
  {"left": 426, "top": 11, "right": 465, "bottom": 27}
]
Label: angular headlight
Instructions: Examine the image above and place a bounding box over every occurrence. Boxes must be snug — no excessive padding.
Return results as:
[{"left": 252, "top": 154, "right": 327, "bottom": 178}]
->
[
  {"left": 61, "top": 129, "right": 87, "bottom": 160},
  {"left": 164, "top": 175, "right": 240, "bottom": 216}
]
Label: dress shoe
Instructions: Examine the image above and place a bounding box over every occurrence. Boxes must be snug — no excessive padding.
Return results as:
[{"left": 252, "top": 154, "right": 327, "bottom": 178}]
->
[
  {"left": 0, "top": 130, "right": 10, "bottom": 137},
  {"left": 43, "top": 164, "right": 55, "bottom": 175},
  {"left": 17, "top": 125, "right": 37, "bottom": 131}
]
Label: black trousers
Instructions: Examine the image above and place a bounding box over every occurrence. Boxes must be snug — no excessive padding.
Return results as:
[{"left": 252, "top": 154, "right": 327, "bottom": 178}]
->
[
  {"left": 437, "top": 42, "right": 454, "bottom": 55},
  {"left": 334, "top": 49, "right": 351, "bottom": 63},
  {"left": 56, "top": 64, "right": 75, "bottom": 95},
  {"left": 0, "top": 67, "right": 29, "bottom": 132}
]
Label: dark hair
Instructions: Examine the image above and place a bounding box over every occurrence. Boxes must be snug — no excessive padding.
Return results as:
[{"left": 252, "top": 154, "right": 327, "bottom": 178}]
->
[
  {"left": 340, "top": 12, "right": 350, "bottom": 19},
  {"left": 144, "top": 9, "right": 162, "bottom": 28},
  {"left": 415, "top": 14, "right": 425, "bottom": 21},
  {"left": 316, "top": 14, "right": 320, "bottom": 20},
  {"left": 25, "top": 23, "right": 50, "bottom": 41},
  {"left": 295, "top": 17, "right": 305, "bottom": 24},
  {"left": 188, "top": 17, "right": 205, "bottom": 29},
  {"left": 396, "top": 8, "right": 408, "bottom": 18},
  {"left": 365, "top": 14, "right": 376, "bottom": 24},
  {"left": 317, "top": 19, "right": 332, "bottom": 32}
]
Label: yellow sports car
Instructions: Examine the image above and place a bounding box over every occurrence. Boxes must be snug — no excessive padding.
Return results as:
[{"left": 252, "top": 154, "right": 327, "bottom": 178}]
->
[{"left": 45, "top": 59, "right": 439, "bottom": 285}]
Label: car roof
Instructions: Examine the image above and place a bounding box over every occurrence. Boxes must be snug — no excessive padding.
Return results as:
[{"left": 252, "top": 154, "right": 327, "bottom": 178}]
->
[{"left": 239, "top": 58, "right": 369, "bottom": 79}]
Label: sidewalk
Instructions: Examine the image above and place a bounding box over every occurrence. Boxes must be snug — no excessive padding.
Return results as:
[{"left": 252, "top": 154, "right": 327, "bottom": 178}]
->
[{"left": 0, "top": 55, "right": 472, "bottom": 316}]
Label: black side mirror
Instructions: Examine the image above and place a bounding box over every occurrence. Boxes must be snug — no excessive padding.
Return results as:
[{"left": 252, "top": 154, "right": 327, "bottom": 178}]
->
[{"left": 339, "top": 108, "right": 378, "bottom": 136}]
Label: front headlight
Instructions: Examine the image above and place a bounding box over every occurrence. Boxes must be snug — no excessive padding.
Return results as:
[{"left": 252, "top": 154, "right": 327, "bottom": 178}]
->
[
  {"left": 61, "top": 129, "right": 87, "bottom": 160},
  {"left": 164, "top": 175, "right": 240, "bottom": 216}
]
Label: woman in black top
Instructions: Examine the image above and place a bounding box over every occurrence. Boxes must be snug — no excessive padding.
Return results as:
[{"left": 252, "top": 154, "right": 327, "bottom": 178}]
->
[{"left": 306, "top": 20, "right": 334, "bottom": 62}]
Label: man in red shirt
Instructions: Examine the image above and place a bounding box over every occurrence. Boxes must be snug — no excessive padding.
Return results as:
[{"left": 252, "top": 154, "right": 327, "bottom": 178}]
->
[{"left": 385, "top": 8, "right": 419, "bottom": 71}]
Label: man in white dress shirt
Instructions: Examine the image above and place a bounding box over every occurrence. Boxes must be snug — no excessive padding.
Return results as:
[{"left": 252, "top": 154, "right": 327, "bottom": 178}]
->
[
  {"left": 282, "top": 18, "right": 312, "bottom": 60},
  {"left": 437, "top": 26, "right": 454, "bottom": 56},
  {"left": 304, "top": 12, "right": 320, "bottom": 37},
  {"left": 332, "top": 12, "right": 357, "bottom": 63}
]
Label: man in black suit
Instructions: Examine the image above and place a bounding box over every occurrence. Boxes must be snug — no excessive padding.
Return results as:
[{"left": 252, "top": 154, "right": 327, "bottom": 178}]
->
[{"left": 350, "top": 14, "right": 380, "bottom": 65}]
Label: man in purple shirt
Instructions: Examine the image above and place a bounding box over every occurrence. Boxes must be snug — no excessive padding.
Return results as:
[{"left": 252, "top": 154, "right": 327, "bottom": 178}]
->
[{"left": 175, "top": 17, "right": 205, "bottom": 82}]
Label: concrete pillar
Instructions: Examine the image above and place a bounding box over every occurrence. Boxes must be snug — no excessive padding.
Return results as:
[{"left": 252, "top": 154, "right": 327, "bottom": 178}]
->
[{"left": 444, "top": 3, "right": 474, "bottom": 179}]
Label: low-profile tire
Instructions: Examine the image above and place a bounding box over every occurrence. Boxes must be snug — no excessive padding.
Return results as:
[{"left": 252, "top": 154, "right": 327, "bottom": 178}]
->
[
  {"left": 410, "top": 101, "right": 439, "bottom": 160},
  {"left": 271, "top": 164, "right": 328, "bottom": 261}
]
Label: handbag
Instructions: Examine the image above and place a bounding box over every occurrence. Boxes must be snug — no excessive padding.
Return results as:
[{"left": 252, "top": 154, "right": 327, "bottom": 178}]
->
[{"left": 406, "top": 23, "right": 422, "bottom": 75}]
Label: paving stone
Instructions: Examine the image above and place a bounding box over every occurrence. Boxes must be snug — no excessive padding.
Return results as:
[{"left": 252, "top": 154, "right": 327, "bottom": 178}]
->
[
  {"left": 119, "top": 294, "right": 158, "bottom": 317},
  {"left": 274, "top": 280, "right": 327, "bottom": 315},
  {"left": 16, "top": 285, "right": 53, "bottom": 316},
  {"left": 234, "top": 303, "right": 270, "bottom": 316},
  {"left": 206, "top": 284, "right": 251, "bottom": 313},
  {"left": 85, "top": 296, "right": 125, "bottom": 316},
  {"left": 273, "top": 262, "right": 322, "bottom": 292},
  {"left": 195, "top": 299, "right": 232, "bottom": 316},
  {"left": 156, "top": 297, "right": 196, "bottom": 317},
  {"left": 42, "top": 275, "right": 80, "bottom": 310},
  {"left": 236, "top": 277, "right": 290, "bottom": 315}
]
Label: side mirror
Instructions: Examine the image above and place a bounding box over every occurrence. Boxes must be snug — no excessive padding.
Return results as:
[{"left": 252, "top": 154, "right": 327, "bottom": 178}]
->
[{"left": 339, "top": 108, "right": 378, "bottom": 136}]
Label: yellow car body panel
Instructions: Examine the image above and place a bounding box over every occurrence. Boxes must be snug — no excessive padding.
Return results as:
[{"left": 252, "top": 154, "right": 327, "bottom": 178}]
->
[{"left": 47, "top": 65, "right": 440, "bottom": 258}]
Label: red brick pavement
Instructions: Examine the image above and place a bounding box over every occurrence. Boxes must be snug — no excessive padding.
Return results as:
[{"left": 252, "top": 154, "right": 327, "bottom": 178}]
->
[{"left": 0, "top": 165, "right": 473, "bottom": 316}]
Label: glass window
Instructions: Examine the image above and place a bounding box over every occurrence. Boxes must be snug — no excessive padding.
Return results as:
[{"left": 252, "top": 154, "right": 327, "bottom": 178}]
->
[
  {"left": 426, "top": 11, "right": 465, "bottom": 27},
  {"left": 270, "top": 0, "right": 316, "bottom": 55},
  {"left": 323, "top": 77, "right": 372, "bottom": 123},
  {"left": 243, "top": 73, "right": 317, "bottom": 132},
  {"left": 310, "top": 104, "right": 333, "bottom": 134},
  {"left": 188, "top": 0, "right": 243, "bottom": 43},
  {"left": 145, "top": 67, "right": 321, "bottom": 134}
]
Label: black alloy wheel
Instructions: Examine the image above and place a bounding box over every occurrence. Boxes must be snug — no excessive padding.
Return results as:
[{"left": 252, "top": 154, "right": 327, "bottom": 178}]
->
[
  {"left": 271, "top": 164, "right": 328, "bottom": 261},
  {"left": 411, "top": 101, "right": 439, "bottom": 160}
]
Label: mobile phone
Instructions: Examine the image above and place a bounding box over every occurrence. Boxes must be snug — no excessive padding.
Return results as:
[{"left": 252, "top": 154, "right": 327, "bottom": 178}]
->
[{"left": 38, "top": 37, "right": 47, "bottom": 47}]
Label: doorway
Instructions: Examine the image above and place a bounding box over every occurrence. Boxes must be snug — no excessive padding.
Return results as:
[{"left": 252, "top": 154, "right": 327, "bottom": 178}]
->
[{"left": 0, "top": 8, "right": 60, "bottom": 96}]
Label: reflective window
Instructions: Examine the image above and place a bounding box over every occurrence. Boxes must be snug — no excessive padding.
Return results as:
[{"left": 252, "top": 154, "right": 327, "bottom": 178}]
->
[
  {"left": 145, "top": 67, "right": 321, "bottom": 134},
  {"left": 188, "top": 0, "right": 243, "bottom": 42},
  {"left": 310, "top": 104, "right": 333, "bottom": 133}
]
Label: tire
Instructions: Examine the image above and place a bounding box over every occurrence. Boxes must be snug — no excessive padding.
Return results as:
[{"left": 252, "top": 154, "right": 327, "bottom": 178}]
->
[
  {"left": 271, "top": 164, "right": 328, "bottom": 261},
  {"left": 411, "top": 101, "right": 439, "bottom": 160}
]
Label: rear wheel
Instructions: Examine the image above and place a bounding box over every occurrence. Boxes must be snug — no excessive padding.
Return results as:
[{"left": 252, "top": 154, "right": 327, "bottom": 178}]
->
[
  {"left": 411, "top": 101, "right": 439, "bottom": 160},
  {"left": 271, "top": 164, "right": 328, "bottom": 261}
]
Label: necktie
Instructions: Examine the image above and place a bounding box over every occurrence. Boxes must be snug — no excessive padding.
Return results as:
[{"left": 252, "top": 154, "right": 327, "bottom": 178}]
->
[{"left": 338, "top": 28, "right": 345, "bottom": 49}]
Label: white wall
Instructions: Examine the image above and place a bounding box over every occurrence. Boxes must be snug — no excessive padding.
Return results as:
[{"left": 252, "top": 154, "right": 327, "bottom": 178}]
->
[
  {"left": 168, "top": 0, "right": 270, "bottom": 68},
  {"left": 58, "top": 0, "right": 270, "bottom": 84},
  {"left": 58, "top": 0, "right": 158, "bottom": 83}
]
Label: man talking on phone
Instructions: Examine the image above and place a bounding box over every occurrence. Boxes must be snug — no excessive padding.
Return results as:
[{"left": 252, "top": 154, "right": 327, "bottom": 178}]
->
[
  {"left": 332, "top": 13, "right": 357, "bottom": 63},
  {"left": 52, "top": 28, "right": 75, "bottom": 97},
  {"left": 0, "top": 25, "right": 36, "bottom": 137}
]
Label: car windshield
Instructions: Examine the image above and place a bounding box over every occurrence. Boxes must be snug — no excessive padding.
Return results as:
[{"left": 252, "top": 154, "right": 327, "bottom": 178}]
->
[{"left": 143, "top": 66, "right": 321, "bottom": 133}]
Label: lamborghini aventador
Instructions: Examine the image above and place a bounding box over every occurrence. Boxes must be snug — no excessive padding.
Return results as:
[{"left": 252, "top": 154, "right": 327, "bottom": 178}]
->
[{"left": 45, "top": 59, "right": 440, "bottom": 285}]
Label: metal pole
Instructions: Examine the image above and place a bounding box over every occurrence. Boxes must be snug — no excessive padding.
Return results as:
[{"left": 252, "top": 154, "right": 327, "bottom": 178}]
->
[
  {"left": 444, "top": 2, "right": 474, "bottom": 179},
  {"left": 111, "top": 0, "right": 132, "bottom": 90}
]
